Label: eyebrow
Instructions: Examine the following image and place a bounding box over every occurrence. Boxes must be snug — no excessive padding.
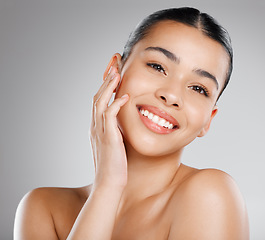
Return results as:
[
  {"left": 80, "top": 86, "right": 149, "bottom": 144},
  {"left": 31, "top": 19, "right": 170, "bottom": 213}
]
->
[
  {"left": 145, "top": 46, "right": 179, "bottom": 63},
  {"left": 145, "top": 46, "right": 219, "bottom": 89},
  {"left": 193, "top": 69, "right": 219, "bottom": 90}
]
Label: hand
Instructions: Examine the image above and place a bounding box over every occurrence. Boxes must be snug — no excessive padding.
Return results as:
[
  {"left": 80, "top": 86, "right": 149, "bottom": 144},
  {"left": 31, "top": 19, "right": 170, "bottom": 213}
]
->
[{"left": 90, "top": 58, "right": 129, "bottom": 190}]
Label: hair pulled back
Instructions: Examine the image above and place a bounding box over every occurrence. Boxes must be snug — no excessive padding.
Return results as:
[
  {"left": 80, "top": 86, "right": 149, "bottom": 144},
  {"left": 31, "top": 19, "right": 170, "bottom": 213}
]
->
[{"left": 121, "top": 7, "right": 233, "bottom": 100}]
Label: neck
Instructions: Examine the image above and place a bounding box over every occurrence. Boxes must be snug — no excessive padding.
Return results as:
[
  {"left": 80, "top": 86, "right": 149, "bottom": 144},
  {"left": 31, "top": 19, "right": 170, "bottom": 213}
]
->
[{"left": 121, "top": 140, "right": 183, "bottom": 202}]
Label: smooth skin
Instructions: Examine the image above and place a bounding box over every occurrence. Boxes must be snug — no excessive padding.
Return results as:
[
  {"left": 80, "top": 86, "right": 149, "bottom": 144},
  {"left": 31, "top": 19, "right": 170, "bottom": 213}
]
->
[{"left": 14, "top": 21, "right": 249, "bottom": 240}]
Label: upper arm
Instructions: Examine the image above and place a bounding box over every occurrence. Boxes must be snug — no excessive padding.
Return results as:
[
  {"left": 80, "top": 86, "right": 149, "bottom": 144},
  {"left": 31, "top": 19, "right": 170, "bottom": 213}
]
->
[
  {"left": 14, "top": 188, "right": 59, "bottom": 240},
  {"left": 169, "top": 169, "right": 249, "bottom": 240}
]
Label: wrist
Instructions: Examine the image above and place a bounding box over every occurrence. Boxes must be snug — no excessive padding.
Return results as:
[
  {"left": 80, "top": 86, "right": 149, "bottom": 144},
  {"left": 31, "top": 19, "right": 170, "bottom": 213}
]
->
[
  {"left": 93, "top": 174, "right": 127, "bottom": 192},
  {"left": 91, "top": 181, "right": 125, "bottom": 196}
]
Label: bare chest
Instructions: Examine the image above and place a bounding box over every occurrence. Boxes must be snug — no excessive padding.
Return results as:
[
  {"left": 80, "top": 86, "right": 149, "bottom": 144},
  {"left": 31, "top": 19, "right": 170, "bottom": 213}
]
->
[{"left": 112, "top": 195, "right": 173, "bottom": 240}]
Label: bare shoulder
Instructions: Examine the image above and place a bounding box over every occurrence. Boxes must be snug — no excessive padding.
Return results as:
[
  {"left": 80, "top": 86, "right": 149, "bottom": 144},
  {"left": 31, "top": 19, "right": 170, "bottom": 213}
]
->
[
  {"left": 14, "top": 185, "right": 92, "bottom": 240},
  {"left": 182, "top": 167, "right": 243, "bottom": 194},
  {"left": 169, "top": 167, "right": 249, "bottom": 240}
]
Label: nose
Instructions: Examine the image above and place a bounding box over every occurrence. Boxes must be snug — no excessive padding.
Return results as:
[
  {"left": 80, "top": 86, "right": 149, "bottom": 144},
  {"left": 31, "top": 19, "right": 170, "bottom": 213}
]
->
[{"left": 155, "top": 87, "right": 183, "bottom": 109}]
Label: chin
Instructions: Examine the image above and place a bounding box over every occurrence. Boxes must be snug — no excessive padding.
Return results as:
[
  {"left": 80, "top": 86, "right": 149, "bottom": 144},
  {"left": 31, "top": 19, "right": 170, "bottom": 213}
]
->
[{"left": 122, "top": 131, "right": 183, "bottom": 158}]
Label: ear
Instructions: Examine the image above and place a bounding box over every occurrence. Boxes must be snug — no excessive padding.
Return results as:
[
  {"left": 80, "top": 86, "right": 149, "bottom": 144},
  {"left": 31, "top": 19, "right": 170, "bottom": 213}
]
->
[
  {"left": 103, "top": 53, "right": 122, "bottom": 80},
  {"left": 198, "top": 105, "right": 218, "bottom": 138}
]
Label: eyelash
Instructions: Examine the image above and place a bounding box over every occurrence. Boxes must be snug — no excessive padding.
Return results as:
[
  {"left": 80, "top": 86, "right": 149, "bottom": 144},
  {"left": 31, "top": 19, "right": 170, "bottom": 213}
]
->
[
  {"left": 189, "top": 85, "right": 209, "bottom": 97},
  {"left": 147, "top": 62, "right": 209, "bottom": 97},
  {"left": 147, "top": 63, "right": 166, "bottom": 75}
]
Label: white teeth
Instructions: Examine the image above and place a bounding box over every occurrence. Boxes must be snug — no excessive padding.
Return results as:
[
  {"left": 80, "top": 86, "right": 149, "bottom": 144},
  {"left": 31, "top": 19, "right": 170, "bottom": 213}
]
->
[
  {"left": 152, "top": 115, "right": 159, "bottom": 124},
  {"left": 139, "top": 108, "right": 175, "bottom": 129},
  {"left": 147, "top": 112, "right": 154, "bottom": 120},
  {"left": 158, "top": 118, "right": 166, "bottom": 127}
]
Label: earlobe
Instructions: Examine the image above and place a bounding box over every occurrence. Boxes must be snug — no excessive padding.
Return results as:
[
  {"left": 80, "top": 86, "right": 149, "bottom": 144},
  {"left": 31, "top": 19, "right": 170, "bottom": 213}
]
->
[
  {"left": 198, "top": 106, "right": 218, "bottom": 137},
  {"left": 103, "top": 53, "right": 122, "bottom": 80}
]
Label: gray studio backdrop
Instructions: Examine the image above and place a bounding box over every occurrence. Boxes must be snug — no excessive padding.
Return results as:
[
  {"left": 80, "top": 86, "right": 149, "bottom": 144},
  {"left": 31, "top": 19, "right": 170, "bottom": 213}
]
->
[{"left": 1, "top": 0, "right": 264, "bottom": 239}]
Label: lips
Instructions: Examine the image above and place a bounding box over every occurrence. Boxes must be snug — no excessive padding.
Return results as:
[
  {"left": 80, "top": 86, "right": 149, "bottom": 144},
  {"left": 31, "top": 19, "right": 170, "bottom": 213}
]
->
[{"left": 137, "top": 104, "right": 179, "bottom": 134}]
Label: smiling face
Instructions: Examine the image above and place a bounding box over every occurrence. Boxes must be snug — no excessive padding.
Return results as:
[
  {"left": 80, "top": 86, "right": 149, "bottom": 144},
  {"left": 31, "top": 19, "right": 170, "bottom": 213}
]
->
[{"left": 115, "top": 21, "right": 229, "bottom": 157}]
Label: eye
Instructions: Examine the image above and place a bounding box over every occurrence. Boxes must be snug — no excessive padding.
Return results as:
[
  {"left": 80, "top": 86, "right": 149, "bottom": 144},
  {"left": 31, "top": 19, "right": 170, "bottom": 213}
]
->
[
  {"left": 189, "top": 85, "right": 209, "bottom": 97},
  {"left": 147, "top": 63, "right": 166, "bottom": 75}
]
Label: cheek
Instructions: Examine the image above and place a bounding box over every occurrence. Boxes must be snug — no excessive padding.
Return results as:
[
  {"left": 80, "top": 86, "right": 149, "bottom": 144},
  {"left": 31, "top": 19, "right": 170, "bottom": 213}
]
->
[
  {"left": 116, "top": 71, "right": 151, "bottom": 98},
  {"left": 185, "top": 102, "right": 211, "bottom": 129},
  {"left": 115, "top": 73, "right": 134, "bottom": 98}
]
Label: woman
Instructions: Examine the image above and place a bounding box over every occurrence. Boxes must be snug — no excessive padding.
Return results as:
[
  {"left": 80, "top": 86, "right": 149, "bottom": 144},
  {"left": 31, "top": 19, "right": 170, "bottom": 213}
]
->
[{"left": 14, "top": 7, "right": 249, "bottom": 240}]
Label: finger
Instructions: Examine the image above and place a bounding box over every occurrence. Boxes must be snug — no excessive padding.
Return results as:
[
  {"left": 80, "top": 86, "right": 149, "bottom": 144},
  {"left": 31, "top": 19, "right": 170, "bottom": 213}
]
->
[
  {"left": 103, "top": 55, "right": 117, "bottom": 80},
  {"left": 93, "top": 66, "right": 117, "bottom": 104},
  {"left": 94, "top": 74, "right": 121, "bottom": 132},
  {"left": 103, "top": 94, "right": 129, "bottom": 135},
  {"left": 97, "top": 73, "right": 120, "bottom": 109},
  {"left": 91, "top": 67, "right": 118, "bottom": 130},
  {"left": 93, "top": 74, "right": 120, "bottom": 133}
]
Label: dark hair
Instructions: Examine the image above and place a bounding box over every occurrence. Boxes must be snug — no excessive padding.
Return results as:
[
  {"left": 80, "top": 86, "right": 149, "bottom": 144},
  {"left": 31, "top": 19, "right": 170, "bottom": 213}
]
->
[{"left": 121, "top": 7, "right": 233, "bottom": 100}]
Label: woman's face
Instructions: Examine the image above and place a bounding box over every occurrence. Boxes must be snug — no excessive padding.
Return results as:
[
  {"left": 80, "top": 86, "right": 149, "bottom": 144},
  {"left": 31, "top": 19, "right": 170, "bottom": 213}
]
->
[{"left": 115, "top": 21, "right": 229, "bottom": 157}]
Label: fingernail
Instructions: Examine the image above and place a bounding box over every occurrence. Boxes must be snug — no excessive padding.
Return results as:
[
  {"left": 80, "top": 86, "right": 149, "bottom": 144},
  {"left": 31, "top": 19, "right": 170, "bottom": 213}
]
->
[
  {"left": 121, "top": 94, "right": 128, "bottom": 98},
  {"left": 110, "top": 73, "right": 117, "bottom": 80}
]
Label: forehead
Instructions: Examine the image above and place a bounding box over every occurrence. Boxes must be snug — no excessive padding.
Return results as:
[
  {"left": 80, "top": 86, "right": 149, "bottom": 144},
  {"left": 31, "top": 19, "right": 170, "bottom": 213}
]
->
[
  {"left": 132, "top": 21, "right": 229, "bottom": 86},
  {"left": 142, "top": 20, "right": 226, "bottom": 56}
]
